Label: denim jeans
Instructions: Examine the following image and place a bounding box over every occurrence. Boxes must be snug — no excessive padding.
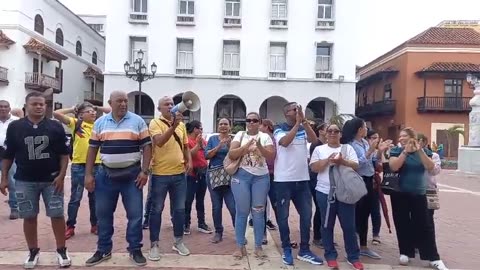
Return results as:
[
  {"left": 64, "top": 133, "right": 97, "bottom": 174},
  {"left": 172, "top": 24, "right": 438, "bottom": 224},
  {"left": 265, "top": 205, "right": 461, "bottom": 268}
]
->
[
  {"left": 143, "top": 178, "right": 153, "bottom": 224},
  {"left": 309, "top": 171, "right": 322, "bottom": 241},
  {"left": 95, "top": 166, "right": 143, "bottom": 253},
  {"left": 1, "top": 161, "right": 17, "bottom": 210},
  {"left": 316, "top": 191, "right": 360, "bottom": 262},
  {"left": 231, "top": 168, "right": 269, "bottom": 248},
  {"left": 67, "top": 164, "right": 98, "bottom": 228},
  {"left": 149, "top": 173, "right": 187, "bottom": 242},
  {"left": 275, "top": 180, "right": 312, "bottom": 251},
  {"left": 185, "top": 172, "right": 207, "bottom": 226},
  {"left": 207, "top": 174, "right": 235, "bottom": 234}
]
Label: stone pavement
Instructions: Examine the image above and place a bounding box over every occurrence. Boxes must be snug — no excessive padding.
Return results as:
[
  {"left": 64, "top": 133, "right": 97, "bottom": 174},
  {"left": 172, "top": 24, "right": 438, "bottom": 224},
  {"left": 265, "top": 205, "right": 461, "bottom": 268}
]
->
[{"left": 0, "top": 169, "right": 478, "bottom": 269}]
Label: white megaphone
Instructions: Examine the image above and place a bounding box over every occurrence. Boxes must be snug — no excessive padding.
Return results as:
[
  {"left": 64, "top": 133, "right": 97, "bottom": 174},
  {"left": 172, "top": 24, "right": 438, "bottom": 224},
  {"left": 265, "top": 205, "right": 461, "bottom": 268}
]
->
[{"left": 170, "top": 91, "right": 200, "bottom": 114}]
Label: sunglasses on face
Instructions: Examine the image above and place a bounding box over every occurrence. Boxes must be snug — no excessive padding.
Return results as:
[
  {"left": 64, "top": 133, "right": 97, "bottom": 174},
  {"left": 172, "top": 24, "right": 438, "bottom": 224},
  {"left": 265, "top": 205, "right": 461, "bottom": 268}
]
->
[
  {"left": 327, "top": 129, "right": 340, "bottom": 134},
  {"left": 246, "top": 119, "right": 260, "bottom": 123}
]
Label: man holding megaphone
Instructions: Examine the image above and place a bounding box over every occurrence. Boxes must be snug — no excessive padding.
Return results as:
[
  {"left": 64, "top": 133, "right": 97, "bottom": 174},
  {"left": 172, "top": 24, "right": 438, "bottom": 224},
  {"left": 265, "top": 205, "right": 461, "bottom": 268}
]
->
[{"left": 147, "top": 96, "right": 193, "bottom": 261}]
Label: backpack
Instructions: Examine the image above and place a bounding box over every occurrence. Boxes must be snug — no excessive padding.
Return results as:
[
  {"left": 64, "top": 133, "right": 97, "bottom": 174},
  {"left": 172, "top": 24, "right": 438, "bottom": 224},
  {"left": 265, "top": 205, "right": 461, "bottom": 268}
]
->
[
  {"left": 328, "top": 144, "right": 367, "bottom": 205},
  {"left": 68, "top": 119, "right": 83, "bottom": 160}
]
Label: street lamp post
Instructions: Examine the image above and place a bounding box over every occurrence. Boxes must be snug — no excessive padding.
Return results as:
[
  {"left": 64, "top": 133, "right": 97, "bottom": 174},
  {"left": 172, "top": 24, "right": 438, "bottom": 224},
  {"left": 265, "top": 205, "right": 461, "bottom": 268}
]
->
[
  {"left": 458, "top": 73, "right": 480, "bottom": 173},
  {"left": 124, "top": 49, "right": 157, "bottom": 117}
]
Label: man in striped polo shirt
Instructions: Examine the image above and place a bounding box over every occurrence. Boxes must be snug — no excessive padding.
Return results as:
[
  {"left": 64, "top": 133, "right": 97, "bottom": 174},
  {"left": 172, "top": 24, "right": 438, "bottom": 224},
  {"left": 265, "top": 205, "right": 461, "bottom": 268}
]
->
[{"left": 84, "top": 91, "right": 152, "bottom": 267}]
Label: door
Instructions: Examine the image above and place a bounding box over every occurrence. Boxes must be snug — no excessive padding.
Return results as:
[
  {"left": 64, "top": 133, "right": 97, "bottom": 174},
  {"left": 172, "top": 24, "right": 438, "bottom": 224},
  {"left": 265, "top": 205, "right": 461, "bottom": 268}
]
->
[{"left": 444, "top": 79, "right": 462, "bottom": 110}]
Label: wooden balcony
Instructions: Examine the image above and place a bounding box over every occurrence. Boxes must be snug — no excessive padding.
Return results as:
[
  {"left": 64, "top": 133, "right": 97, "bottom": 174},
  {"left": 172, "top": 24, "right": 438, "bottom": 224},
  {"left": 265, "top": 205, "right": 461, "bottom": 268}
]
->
[
  {"left": 417, "top": 96, "right": 471, "bottom": 113},
  {"left": 356, "top": 100, "right": 396, "bottom": 118},
  {"left": 84, "top": 90, "right": 103, "bottom": 106},
  {"left": 0, "top": 66, "right": 8, "bottom": 85},
  {"left": 25, "top": 72, "right": 61, "bottom": 93}
]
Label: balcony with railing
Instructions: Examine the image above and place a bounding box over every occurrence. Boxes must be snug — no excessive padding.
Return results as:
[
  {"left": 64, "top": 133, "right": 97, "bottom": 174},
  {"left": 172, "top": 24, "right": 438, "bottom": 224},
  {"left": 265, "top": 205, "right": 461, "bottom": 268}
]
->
[
  {"left": 129, "top": 12, "right": 148, "bottom": 24},
  {"left": 356, "top": 100, "right": 397, "bottom": 118},
  {"left": 315, "top": 55, "right": 332, "bottom": 79},
  {"left": 417, "top": 96, "right": 471, "bottom": 113},
  {"left": 0, "top": 66, "right": 8, "bottom": 84},
  {"left": 25, "top": 72, "right": 61, "bottom": 92}
]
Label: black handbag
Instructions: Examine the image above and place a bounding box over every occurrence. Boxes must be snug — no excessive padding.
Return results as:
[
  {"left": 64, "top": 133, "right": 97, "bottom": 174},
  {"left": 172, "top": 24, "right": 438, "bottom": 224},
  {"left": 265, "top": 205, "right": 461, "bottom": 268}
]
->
[
  {"left": 380, "top": 161, "right": 400, "bottom": 195},
  {"left": 104, "top": 163, "right": 141, "bottom": 182}
]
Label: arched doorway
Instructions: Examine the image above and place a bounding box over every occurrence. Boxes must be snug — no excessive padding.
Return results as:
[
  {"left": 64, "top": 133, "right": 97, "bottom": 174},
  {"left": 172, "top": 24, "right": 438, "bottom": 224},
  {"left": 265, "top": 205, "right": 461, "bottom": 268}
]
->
[
  {"left": 127, "top": 91, "right": 154, "bottom": 122},
  {"left": 214, "top": 95, "right": 246, "bottom": 133},
  {"left": 173, "top": 92, "right": 201, "bottom": 123},
  {"left": 259, "top": 96, "right": 288, "bottom": 125},
  {"left": 306, "top": 97, "right": 333, "bottom": 123}
]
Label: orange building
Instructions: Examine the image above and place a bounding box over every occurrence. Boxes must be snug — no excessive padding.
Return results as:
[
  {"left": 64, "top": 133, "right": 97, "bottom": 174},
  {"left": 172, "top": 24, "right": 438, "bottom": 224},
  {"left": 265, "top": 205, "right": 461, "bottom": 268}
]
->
[{"left": 356, "top": 27, "right": 480, "bottom": 158}]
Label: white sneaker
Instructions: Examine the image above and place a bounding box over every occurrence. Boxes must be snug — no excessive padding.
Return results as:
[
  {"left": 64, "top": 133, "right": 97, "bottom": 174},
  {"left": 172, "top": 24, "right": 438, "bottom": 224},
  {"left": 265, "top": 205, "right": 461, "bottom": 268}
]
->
[
  {"left": 148, "top": 241, "right": 161, "bottom": 261},
  {"left": 430, "top": 260, "right": 449, "bottom": 270},
  {"left": 24, "top": 248, "right": 40, "bottom": 269},
  {"left": 399, "top": 254, "right": 409, "bottom": 266},
  {"left": 56, "top": 247, "right": 71, "bottom": 268},
  {"left": 172, "top": 241, "right": 190, "bottom": 256}
]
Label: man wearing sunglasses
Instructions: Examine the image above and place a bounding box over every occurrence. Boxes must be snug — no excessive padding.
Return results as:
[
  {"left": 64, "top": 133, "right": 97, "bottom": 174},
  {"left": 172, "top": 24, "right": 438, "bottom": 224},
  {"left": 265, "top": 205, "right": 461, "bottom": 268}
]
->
[
  {"left": 273, "top": 102, "right": 323, "bottom": 266},
  {"left": 53, "top": 102, "right": 111, "bottom": 239}
]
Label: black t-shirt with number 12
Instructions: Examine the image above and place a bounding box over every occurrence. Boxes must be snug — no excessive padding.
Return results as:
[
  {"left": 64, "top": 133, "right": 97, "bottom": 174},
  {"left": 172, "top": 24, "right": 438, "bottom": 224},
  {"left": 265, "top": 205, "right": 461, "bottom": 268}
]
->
[{"left": 4, "top": 118, "right": 69, "bottom": 182}]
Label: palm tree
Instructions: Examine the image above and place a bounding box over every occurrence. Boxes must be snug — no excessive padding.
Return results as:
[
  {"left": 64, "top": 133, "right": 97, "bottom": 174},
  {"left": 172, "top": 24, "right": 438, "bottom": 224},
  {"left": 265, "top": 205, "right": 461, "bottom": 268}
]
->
[
  {"left": 328, "top": 101, "right": 353, "bottom": 129},
  {"left": 444, "top": 125, "right": 465, "bottom": 158}
]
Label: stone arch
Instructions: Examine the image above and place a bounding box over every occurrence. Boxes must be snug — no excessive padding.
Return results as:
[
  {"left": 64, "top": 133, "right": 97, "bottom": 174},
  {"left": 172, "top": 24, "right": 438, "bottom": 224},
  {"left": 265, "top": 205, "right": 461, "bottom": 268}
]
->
[
  {"left": 214, "top": 94, "right": 246, "bottom": 132},
  {"left": 173, "top": 92, "right": 201, "bottom": 123},
  {"left": 259, "top": 96, "right": 289, "bottom": 125},
  {"left": 306, "top": 97, "right": 336, "bottom": 123},
  {"left": 127, "top": 91, "right": 155, "bottom": 122}
]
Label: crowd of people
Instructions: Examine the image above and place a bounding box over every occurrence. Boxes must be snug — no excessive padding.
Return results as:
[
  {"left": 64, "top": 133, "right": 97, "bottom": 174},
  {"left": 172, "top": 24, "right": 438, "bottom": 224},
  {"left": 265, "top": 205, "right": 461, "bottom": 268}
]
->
[{"left": 0, "top": 91, "right": 448, "bottom": 270}]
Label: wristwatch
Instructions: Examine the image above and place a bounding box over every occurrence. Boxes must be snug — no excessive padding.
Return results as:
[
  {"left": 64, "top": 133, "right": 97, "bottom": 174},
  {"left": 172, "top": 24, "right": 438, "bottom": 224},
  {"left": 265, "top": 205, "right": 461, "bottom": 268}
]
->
[{"left": 142, "top": 168, "right": 151, "bottom": 175}]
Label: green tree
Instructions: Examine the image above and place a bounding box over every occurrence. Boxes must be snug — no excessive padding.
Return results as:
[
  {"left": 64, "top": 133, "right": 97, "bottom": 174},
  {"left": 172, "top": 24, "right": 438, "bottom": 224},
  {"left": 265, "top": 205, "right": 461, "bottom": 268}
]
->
[{"left": 444, "top": 125, "right": 465, "bottom": 158}]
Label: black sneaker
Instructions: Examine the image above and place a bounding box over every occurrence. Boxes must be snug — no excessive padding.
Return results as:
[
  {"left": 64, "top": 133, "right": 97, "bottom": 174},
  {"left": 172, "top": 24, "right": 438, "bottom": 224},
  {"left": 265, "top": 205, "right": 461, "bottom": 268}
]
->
[
  {"left": 129, "top": 250, "right": 147, "bottom": 266},
  {"left": 266, "top": 220, "right": 277, "bottom": 230},
  {"left": 184, "top": 224, "right": 191, "bottom": 235},
  {"left": 56, "top": 247, "right": 72, "bottom": 268},
  {"left": 24, "top": 248, "right": 40, "bottom": 269},
  {"left": 85, "top": 251, "right": 112, "bottom": 267},
  {"left": 197, "top": 223, "right": 213, "bottom": 234}
]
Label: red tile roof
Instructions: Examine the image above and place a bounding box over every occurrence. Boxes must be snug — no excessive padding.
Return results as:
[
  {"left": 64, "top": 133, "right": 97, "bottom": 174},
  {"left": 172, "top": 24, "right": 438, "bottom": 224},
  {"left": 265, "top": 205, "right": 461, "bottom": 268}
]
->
[
  {"left": 0, "top": 30, "right": 15, "bottom": 46},
  {"left": 418, "top": 62, "right": 480, "bottom": 73},
  {"left": 23, "top": 38, "right": 68, "bottom": 61},
  {"left": 406, "top": 27, "right": 480, "bottom": 46}
]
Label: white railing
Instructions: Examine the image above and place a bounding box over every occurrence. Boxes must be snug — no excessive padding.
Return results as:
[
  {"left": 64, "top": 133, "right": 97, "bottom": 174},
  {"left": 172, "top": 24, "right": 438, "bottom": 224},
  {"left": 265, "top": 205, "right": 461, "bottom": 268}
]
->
[
  {"left": 177, "top": 14, "right": 195, "bottom": 24},
  {"left": 25, "top": 72, "right": 60, "bottom": 90},
  {"left": 129, "top": 12, "right": 148, "bottom": 23},
  {"left": 224, "top": 16, "right": 241, "bottom": 27},
  {"left": 0, "top": 67, "right": 7, "bottom": 82}
]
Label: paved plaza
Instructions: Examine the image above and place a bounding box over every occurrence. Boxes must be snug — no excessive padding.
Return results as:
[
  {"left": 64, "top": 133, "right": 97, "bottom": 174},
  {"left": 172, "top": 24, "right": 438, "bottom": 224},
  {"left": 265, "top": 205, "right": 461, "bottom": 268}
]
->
[{"left": 0, "top": 169, "right": 478, "bottom": 270}]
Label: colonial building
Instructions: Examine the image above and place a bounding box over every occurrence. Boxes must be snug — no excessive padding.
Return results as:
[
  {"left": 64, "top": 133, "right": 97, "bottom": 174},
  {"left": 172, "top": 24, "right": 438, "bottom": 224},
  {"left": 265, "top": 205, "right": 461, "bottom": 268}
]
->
[
  {"left": 0, "top": 0, "right": 105, "bottom": 117},
  {"left": 356, "top": 27, "right": 480, "bottom": 158},
  {"left": 79, "top": 14, "right": 106, "bottom": 37},
  {"left": 104, "top": 0, "right": 358, "bottom": 132}
]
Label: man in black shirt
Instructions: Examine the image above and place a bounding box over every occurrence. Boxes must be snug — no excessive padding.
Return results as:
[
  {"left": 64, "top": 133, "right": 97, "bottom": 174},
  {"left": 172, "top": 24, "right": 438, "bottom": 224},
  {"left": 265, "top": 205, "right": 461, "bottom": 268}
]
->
[{"left": 0, "top": 92, "right": 71, "bottom": 269}]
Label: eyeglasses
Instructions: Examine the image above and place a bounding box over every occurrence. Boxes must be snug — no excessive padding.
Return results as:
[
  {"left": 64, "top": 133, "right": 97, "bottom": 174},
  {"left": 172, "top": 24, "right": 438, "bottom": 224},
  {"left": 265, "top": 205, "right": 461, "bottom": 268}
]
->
[
  {"left": 327, "top": 130, "right": 340, "bottom": 134},
  {"left": 196, "top": 127, "right": 203, "bottom": 130},
  {"left": 246, "top": 119, "right": 260, "bottom": 123}
]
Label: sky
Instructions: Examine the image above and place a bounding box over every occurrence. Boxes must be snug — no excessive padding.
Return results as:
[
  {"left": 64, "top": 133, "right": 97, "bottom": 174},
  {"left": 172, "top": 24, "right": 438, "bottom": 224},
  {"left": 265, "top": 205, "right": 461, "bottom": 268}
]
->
[{"left": 60, "top": 0, "right": 480, "bottom": 66}]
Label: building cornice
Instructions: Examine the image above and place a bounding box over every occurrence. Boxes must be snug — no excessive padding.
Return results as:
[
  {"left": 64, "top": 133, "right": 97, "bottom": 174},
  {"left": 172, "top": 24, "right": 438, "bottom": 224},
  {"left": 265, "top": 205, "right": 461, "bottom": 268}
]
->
[
  {"left": 103, "top": 71, "right": 357, "bottom": 84},
  {"left": 359, "top": 47, "right": 480, "bottom": 77},
  {"left": 0, "top": 24, "right": 105, "bottom": 69}
]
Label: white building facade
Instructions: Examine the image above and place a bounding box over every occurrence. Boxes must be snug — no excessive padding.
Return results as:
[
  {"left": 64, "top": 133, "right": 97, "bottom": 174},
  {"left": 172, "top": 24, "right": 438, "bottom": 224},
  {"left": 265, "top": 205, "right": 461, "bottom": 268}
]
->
[
  {"left": 105, "top": 0, "right": 358, "bottom": 132},
  {"left": 0, "top": 0, "right": 105, "bottom": 117},
  {"left": 79, "top": 14, "right": 106, "bottom": 37}
]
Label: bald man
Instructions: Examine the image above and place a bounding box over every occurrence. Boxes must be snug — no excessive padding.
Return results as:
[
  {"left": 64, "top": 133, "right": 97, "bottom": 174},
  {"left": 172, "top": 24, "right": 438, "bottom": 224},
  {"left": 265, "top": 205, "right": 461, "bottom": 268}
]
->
[{"left": 84, "top": 91, "right": 152, "bottom": 267}]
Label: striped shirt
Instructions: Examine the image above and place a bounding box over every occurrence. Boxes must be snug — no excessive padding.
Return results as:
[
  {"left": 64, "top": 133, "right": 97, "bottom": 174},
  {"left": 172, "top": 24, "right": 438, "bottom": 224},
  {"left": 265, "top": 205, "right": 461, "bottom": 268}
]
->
[{"left": 89, "top": 112, "right": 151, "bottom": 168}]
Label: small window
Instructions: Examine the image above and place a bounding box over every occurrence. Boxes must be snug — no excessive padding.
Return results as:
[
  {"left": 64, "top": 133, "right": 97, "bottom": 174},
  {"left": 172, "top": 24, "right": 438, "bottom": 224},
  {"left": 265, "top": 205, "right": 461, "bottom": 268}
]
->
[
  {"left": 130, "top": 36, "right": 148, "bottom": 64},
  {"left": 179, "top": 0, "right": 195, "bottom": 15},
  {"left": 132, "top": 0, "right": 148, "bottom": 13},
  {"left": 269, "top": 42, "right": 287, "bottom": 78},
  {"left": 316, "top": 44, "right": 332, "bottom": 72},
  {"left": 223, "top": 40, "right": 240, "bottom": 76},
  {"left": 225, "top": 0, "right": 241, "bottom": 17},
  {"left": 92, "top": 51, "right": 98, "bottom": 65},
  {"left": 444, "top": 79, "right": 463, "bottom": 96},
  {"left": 55, "top": 29, "right": 64, "bottom": 46},
  {"left": 317, "top": 0, "right": 333, "bottom": 20},
  {"left": 34, "top": 15, "right": 44, "bottom": 35},
  {"left": 76, "top": 41, "right": 82, "bottom": 56},
  {"left": 176, "top": 39, "right": 194, "bottom": 75},
  {"left": 384, "top": 83, "right": 392, "bottom": 100}
]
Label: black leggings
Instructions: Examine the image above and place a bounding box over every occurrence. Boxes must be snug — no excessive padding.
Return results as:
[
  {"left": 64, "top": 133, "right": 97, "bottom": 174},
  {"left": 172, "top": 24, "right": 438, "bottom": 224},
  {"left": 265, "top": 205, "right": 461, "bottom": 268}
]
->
[{"left": 355, "top": 176, "right": 375, "bottom": 247}]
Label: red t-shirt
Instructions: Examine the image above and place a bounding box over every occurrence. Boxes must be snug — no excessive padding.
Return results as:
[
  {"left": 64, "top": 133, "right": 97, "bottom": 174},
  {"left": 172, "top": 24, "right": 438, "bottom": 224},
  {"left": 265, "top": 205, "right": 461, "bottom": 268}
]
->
[{"left": 188, "top": 137, "right": 208, "bottom": 175}]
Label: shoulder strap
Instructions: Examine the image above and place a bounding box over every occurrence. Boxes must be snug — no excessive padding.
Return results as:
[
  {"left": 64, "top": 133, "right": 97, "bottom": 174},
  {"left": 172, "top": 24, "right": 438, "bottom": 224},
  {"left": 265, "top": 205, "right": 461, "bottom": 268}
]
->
[
  {"left": 340, "top": 144, "right": 348, "bottom": 158},
  {"left": 159, "top": 119, "right": 183, "bottom": 151},
  {"left": 72, "top": 119, "right": 83, "bottom": 141}
]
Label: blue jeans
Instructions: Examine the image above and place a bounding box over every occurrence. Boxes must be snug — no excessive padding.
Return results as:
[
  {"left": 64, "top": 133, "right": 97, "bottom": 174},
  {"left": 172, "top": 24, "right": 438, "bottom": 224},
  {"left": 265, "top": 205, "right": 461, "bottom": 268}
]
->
[
  {"left": 207, "top": 173, "right": 235, "bottom": 234},
  {"left": 185, "top": 172, "right": 207, "bottom": 226},
  {"left": 66, "top": 164, "right": 98, "bottom": 228},
  {"left": 143, "top": 178, "right": 153, "bottom": 224},
  {"left": 15, "top": 180, "right": 64, "bottom": 219},
  {"left": 95, "top": 166, "right": 143, "bottom": 253},
  {"left": 1, "top": 161, "right": 17, "bottom": 210},
  {"left": 275, "top": 181, "right": 312, "bottom": 251},
  {"left": 231, "top": 168, "right": 269, "bottom": 248},
  {"left": 149, "top": 173, "right": 187, "bottom": 241},
  {"left": 371, "top": 189, "right": 381, "bottom": 237},
  {"left": 316, "top": 191, "right": 360, "bottom": 262}
]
